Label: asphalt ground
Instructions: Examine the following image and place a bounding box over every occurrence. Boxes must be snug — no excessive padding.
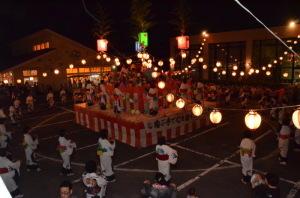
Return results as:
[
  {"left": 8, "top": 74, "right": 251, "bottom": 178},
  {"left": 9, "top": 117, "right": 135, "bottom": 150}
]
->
[{"left": 4, "top": 103, "right": 300, "bottom": 198}]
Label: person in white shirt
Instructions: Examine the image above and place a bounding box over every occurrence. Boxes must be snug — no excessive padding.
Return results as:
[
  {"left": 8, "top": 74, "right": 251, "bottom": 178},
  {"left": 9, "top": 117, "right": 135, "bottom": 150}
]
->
[
  {"left": 23, "top": 128, "right": 40, "bottom": 171},
  {"left": 97, "top": 129, "right": 116, "bottom": 182},
  {"left": 113, "top": 84, "right": 123, "bottom": 114},
  {"left": 0, "top": 149, "right": 22, "bottom": 197},
  {"left": 0, "top": 107, "right": 11, "bottom": 149},
  {"left": 155, "top": 136, "right": 178, "bottom": 182},
  {"left": 82, "top": 160, "right": 107, "bottom": 198},
  {"left": 9, "top": 105, "right": 17, "bottom": 124},
  {"left": 60, "top": 88, "right": 67, "bottom": 105},
  {"left": 278, "top": 119, "right": 291, "bottom": 165},
  {"left": 26, "top": 94, "right": 34, "bottom": 112},
  {"left": 147, "top": 84, "right": 158, "bottom": 116},
  {"left": 46, "top": 90, "right": 55, "bottom": 108},
  {"left": 240, "top": 131, "right": 256, "bottom": 184},
  {"left": 58, "top": 129, "right": 76, "bottom": 176}
]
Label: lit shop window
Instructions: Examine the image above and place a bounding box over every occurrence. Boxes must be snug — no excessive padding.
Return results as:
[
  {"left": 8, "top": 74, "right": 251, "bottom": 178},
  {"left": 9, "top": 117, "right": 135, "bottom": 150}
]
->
[
  {"left": 33, "top": 42, "right": 50, "bottom": 51},
  {"left": 23, "top": 70, "right": 37, "bottom": 77}
]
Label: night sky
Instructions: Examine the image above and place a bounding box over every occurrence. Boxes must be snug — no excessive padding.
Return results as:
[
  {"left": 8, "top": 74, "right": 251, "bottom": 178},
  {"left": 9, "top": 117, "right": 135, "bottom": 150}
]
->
[{"left": 0, "top": 0, "right": 299, "bottom": 59}]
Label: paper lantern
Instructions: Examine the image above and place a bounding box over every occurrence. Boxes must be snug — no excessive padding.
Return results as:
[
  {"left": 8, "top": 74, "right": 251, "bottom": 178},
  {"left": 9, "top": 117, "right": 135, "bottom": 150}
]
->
[
  {"left": 233, "top": 65, "right": 238, "bottom": 70},
  {"left": 176, "top": 36, "right": 189, "bottom": 50},
  {"left": 240, "top": 71, "right": 245, "bottom": 76},
  {"left": 181, "top": 52, "right": 187, "bottom": 58},
  {"left": 97, "top": 39, "right": 108, "bottom": 52},
  {"left": 245, "top": 110, "right": 262, "bottom": 130},
  {"left": 157, "top": 81, "right": 166, "bottom": 89},
  {"left": 166, "top": 93, "right": 175, "bottom": 103},
  {"left": 152, "top": 72, "right": 159, "bottom": 78},
  {"left": 199, "top": 57, "right": 204, "bottom": 63},
  {"left": 137, "top": 52, "right": 143, "bottom": 59},
  {"left": 54, "top": 69, "right": 60, "bottom": 75},
  {"left": 126, "top": 59, "right": 132, "bottom": 65},
  {"left": 203, "top": 65, "right": 208, "bottom": 69},
  {"left": 221, "top": 70, "right": 226, "bottom": 75},
  {"left": 3, "top": 80, "right": 8, "bottom": 84},
  {"left": 266, "top": 71, "right": 271, "bottom": 76},
  {"left": 106, "top": 57, "right": 111, "bottom": 62},
  {"left": 192, "top": 104, "right": 203, "bottom": 117},
  {"left": 292, "top": 109, "right": 300, "bottom": 129},
  {"left": 69, "top": 64, "right": 74, "bottom": 69},
  {"left": 210, "top": 110, "right": 222, "bottom": 124},
  {"left": 283, "top": 72, "right": 288, "bottom": 78},
  {"left": 17, "top": 79, "right": 22, "bottom": 84},
  {"left": 216, "top": 61, "right": 222, "bottom": 67},
  {"left": 81, "top": 59, "right": 86, "bottom": 65},
  {"left": 138, "top": 32, "right": 148, "bottom": 47},
  {"left": 96, "top": 55, "right": 101, "bottom": 60},
  {"left": 158, "top": 60, "right": 164, "bottom": 66},
  {"left": 42, "top": 72, "right": 47, "bottom": 77},
  {"left": 176, "top": 98, "right": 185, "bottom": 109}
]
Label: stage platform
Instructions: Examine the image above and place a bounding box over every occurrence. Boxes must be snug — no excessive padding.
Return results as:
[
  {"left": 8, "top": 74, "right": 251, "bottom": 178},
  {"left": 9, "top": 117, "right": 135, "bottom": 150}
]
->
[{"left": 74, "top": 102, "right": 216, "bottom": 147}]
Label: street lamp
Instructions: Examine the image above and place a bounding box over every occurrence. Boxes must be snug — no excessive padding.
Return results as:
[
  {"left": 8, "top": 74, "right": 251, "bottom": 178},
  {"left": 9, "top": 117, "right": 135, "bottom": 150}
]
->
[{"left": 288, "top": 20, "right": 297, "bottom": 29}]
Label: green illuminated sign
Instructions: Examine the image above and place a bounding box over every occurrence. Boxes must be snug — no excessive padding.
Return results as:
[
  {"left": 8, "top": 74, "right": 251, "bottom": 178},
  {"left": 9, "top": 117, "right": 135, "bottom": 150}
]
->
[{"left": 138, "top": 32, "right": 148, "bottom": 47}]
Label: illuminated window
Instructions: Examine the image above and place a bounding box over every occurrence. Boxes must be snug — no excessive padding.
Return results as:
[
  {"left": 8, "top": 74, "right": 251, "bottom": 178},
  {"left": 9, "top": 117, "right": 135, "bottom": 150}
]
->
[
  {"left": 32, "top": 42, "right": 50, "bottom": 51},
  {"left": 45, "top": 42, "right": 49, "bottom": 48},
  {"left": 40, "top": 43, "right": 45, "bottom": 50},
  {"left": 66, "top": 68, "right": 78, "bottom": 74},
  {"left": 23, "top": 70, "right": 37, "bottom": 77},
  {"left": 90, "top": 67, "right": 100, "bottom": 72}
]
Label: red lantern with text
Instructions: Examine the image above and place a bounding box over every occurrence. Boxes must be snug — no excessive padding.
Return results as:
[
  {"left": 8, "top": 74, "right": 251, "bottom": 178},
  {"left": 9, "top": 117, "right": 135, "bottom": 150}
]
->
[
  {"left": 97, "top": 39, "right": 108, "bottom": 52},
  {"left": 176, "top": 36, "right": 189, "bottom": 50}
]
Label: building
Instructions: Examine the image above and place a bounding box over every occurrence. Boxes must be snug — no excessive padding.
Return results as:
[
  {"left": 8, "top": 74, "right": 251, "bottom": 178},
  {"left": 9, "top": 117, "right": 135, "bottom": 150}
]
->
[
  {"left": 0, "top": 29, "right": 111, "bottom": 89},
  {"left": 170, "top": 25, "right": 300, "bottom": 84}
]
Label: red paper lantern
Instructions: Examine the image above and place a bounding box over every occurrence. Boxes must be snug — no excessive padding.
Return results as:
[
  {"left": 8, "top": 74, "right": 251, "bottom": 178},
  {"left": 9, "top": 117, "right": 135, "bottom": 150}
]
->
[
  {"left": 176, "top": 36, "right": 189, "bottom": 50},
  {"left": 97, "top": 39, "right": 108, "bottom": 52}
]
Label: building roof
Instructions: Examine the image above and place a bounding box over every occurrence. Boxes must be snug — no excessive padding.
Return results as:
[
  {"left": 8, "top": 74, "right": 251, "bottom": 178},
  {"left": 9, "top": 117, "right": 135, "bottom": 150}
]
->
[{"left": 0, "top": 49, "right": 56, "bottom": 72}]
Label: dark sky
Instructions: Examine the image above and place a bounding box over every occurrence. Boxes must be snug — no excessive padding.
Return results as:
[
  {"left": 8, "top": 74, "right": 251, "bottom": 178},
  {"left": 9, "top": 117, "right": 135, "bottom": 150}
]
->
[{"left": 0, "top": 0, "right": 299, "bottom": 58}]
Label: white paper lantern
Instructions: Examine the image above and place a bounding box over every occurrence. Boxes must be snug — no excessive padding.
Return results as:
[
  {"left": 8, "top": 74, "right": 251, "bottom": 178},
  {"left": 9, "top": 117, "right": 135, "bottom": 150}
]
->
[
  {"left": 176, "top": 98, "right": 185, "bottom": 109},
  {"left": 166, "top": 93, "right": 175, "bottom": 103},
  {"left": 292, "top": 109, "right": 300, "bottom": 129},
  {"left": 210, "top": 110, "right": 222, "bottom": 124},
  {"left": 81, "top": 59, "right": 86, "bottom": 65},
  {"left": 245, "top": 110, "right": 262, "bottom": 130},
  {"left": 126, "top": 59, "right": 132, "bottom": 65},
  {"left": 158, "top": 60, "right": 164, "bottom": 66},
  {"left": 157, "top": 81, "right": 166, "bottom": 89},
  {"left": 42, "top": 72, "right": 47, "bottom": 77},
  {"left": 152, "top": 72, "right": 159, "bottom": 78},
  {"left": 69, "top": 64, "right": 74, "bottom": 69},
  {"left": 54, "top": 69, "right": 60, "bottom": 75},
  {"left": 192, "top": 104, "right": 203, "bottom": 116}
]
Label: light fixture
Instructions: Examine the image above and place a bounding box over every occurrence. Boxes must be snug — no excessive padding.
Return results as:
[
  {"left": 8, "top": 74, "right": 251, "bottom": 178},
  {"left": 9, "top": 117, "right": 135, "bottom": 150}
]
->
[
  {"left": 29, "top": 77, "right": 34, "bottom": 81},
  {"left": 245, "top": 110, "right": 262, "bottom": 130},
  {"left": 137, "top": 52, "right": 143, "bottom": 59},
  {"left": 279, "top": 57, "right": 283, "bottom": 60},
  {"left": 17, "top": 79, "right": 22, "bottom": 84},
  {"left": 268, "top": 64, "right": 272, "bottom": 68},
  {"left": 151, "top": 71, "right": 159, "bottom": 78},
  {"left": 157, "top": 81, "right": 166, "bottom": 89},
  {"left": 283, "top": 72, "right": 288, "bottom": 78},
  {"left": 210, "top": 110, "right": 222, "bottom": 124},
  {"left": 232, "top": 72, "right": 237, "bottom": 76},
  {"left": 81, "top": 59, "right": 86, "bottom": 65},
  {"left": 222, "top": 70, "right": 226, "bottom": 75},
  {"left": 3, "top": 80, "right": 8, "bottom": 84},
  {"left": 233, "top": 65, "right": 238, "bottom": 70},
  {"left": 240, "top": 71, "right": 245, "bottom": 76},
  {"left": 126, "top": 59, "right": 132, "bottom": 65},
  {"left": 216, "top": 61, "right": 222, "bottom": 67},
  {"left": 158, "top": 60, "right": 164, "bottom": 66},
  {"left": 288, "top": 20, "right": 297, "bottom": 29},
  {"left": 176, "top": 98, "right": 185, "bottom": 109},
  {"left": 181, "top": 52, "right": 187, "bottom": 59},
  {"left": 96, "top": 55, "right": 101, "bottom": 60},
  {"left": 266, "top": 71, "right": 271, "bottom": 76},
  {"left": 166, "top": 93, "right": 175, "bottom": 103},
  {"left": 198, "top": 57, "right": 204, "bottom": 63},
  {"left": 106, "top": 57, "right": 111, "bottom": 62},
  {"left": 292, "top": 109, "right": 300, "bottom": 129},
  {"left": 273, "top": 60, "right": 277, "bottom": 64},
  {"left": 69, "top": 64, "right": 74, "bottom": 69},
  {"left": 191, "top": 58, "right": 197, "bottom": 64},
  {"left": 54, "top": 69, "right": 59, "bottom": 75},
  {"left": 203, "top": 64, "right": 208, "bottom": 69},
  {"left": 42, "top": 72, "right": 48, "bottom": 77},
  {"left": 102, "top": 53, "right": 107, "bottom": 58},
  {"left": 262, "top": 66, "right": 266, "bottom": 71},
  {"left": 255, "top": 69, "right": 259, "bottom": 74},
  {"left": 192, "top": 104, "right": 203, "bottom": 116},
  {"left": 213, "top": 67, "right": 218, "bottom": 72}
]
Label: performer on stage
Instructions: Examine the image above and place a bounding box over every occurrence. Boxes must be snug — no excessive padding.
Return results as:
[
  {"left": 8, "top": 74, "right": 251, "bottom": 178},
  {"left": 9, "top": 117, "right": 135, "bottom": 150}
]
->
[
  {"left": 82, "top": 160, "right": 107, "bottom": 198},
  {"left": 278, "top": 119, "right": 291, "bottom": 165},
  {"left": 58, "top": 129, "right": 77, "bottom": 176},
  {"left": 240, "top": 131, "right": 256, "bottom": 184},
  {"left": 97, "top": 129, "right": 116, "bottom": 182},
  {"left": 23, "top": 128, "right": 40, "bottom": 171},
  {"left": 99, "top": 80, "right": 108, "bottom": 110},
  {"left": 147, "top": 83, "right": 158, "bottom": 116},
  {"left": 155, "top": 136, "right": 178, "bottom": 182},
  {"left": 113, "top": 83, "right": 123, "bottom": 115}
]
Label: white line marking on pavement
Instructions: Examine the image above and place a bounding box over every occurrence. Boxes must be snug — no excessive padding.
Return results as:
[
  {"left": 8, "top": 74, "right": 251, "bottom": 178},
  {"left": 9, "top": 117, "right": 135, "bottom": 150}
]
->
[
  {"left": 35, "top": 153, "right": 85, "bottom": 167},
  {"left": 177, "top": 127, "right": 275, "bottom": 191},
  {"left": 59, "top": 106, "right": 75, "bottom": 113},
  {"left": 287, "top": 182, "right": 300, "bottom": 198},
  {"left": 29, "top": 111, "right": 70, "bottom": 132},
  {"left": 76, "top": 143, "right": 98, "bottom": 151},
  {"left": 39, "top": 129, "right": 81, "bottom": 141},
  {"left": 174, "top": 145, "right": 221, "bottom": 162},
  {"left": 114, "top": 123, "right": 229, "bottom": 168},
  {"left": 33, "top": 119, "right": 73, "bottom": 129}
]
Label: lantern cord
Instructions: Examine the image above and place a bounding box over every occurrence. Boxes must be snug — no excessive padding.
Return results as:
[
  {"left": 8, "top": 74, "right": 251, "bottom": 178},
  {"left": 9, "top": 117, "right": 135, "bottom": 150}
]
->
[
  {"left": 81, "top": 0, "right": 101, "bottom": 24},
  {"left": 234, "top": 0, "right": 300, "bottom": 59},
  {"left": 205, "top": 104, "right": 300, "bottom": 112}
]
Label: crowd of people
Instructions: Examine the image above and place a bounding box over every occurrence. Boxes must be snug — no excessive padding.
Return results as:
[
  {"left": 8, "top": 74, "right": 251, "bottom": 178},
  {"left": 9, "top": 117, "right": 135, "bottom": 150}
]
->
[{"left": 1, "top": 75, "right": 300, "bottom": 197}]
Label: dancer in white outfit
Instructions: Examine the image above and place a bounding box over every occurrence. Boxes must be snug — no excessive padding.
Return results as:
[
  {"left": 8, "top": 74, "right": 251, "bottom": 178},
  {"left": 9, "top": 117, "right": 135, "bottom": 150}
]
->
[{"left": 23, "top": 128, "right": 40, "bottom": 171}]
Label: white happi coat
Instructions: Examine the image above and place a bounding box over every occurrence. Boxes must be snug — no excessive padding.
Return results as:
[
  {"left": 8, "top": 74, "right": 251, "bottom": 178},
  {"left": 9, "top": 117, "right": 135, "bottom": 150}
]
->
[
  {"left": 240, "top": 138, "right": 256, "bottom": 176},
  {"left": 58, "top": 136, "right": 76, "bottom": 169},
  {"left": 278, "top": 125, "right": 291, "bottom": 158},
  {"left": 113, "top": 88, "right": 123, "bottom": 112},
  {"left": 46, "top": 92, "right": 54, "bottom": 106},
  {"left": 82, "top": 172, "right": 107, "bottom": 198},
  {"left": 0, "top": 157, "right": 20, "bottom": 192},
  {"left": 155, "top": 144, "right": 178, "bottom": 181},
  {"left": 24, "top": 133, "right": 38, "bottom": 165},
  {"left": 98, "top": 138, "right": 115, "bottom": 177}
]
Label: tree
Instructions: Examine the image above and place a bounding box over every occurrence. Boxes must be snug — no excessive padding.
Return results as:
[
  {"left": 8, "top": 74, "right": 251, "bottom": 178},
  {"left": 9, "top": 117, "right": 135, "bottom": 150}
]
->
[
  {"left": 170, "top": 0, "right": 191, "bottom": 35},
  {"left": 92, "top": 0, "right": 112, "bottom": 39},
  {"left": 130, "top": 0, "right": 153, "bottom": 40}
]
